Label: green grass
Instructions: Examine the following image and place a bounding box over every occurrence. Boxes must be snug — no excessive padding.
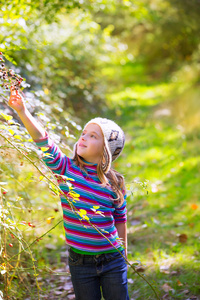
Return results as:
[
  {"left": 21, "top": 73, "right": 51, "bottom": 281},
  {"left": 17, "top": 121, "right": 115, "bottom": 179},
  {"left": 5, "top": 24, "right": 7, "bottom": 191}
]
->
[
  {"left": 1, "top": 58, "right": 200, "bottom": 299},
  {"left": 104, "top": 61, "right": 200, "bottom": 299}
]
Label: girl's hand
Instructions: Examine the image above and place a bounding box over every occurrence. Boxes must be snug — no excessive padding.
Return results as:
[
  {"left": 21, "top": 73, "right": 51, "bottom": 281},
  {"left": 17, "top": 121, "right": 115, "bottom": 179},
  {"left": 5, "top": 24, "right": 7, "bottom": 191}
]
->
[{"left": 8, "top": 87, "right": 26, "bottom": 114}]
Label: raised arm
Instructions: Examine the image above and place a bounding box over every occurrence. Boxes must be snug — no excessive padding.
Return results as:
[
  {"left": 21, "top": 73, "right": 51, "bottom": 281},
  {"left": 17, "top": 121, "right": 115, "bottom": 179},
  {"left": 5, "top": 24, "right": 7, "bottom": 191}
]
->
[
  {"left": 8, "top": 88, "right": 68, "bottom": 175},
  {"left": 8, "top": 88, "right": 46, "bottom": 140}
]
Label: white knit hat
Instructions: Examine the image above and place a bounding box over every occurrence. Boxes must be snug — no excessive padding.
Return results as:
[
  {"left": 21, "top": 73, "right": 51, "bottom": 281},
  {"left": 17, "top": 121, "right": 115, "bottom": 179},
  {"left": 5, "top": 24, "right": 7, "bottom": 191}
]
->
[{"left": 73, "top": 117, "right": 125, "bottom": 173}]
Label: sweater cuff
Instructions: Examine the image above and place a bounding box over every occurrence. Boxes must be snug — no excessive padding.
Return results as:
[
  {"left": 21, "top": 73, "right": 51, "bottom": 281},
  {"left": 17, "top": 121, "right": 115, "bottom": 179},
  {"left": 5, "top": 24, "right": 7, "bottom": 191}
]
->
[{"left": 33, "top": 132, "right": 53, "bottom": 148}]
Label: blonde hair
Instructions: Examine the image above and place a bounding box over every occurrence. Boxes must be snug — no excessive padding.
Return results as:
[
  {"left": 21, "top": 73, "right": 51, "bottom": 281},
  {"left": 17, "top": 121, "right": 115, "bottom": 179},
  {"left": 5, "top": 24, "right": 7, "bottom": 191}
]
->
[{"left": 73, "top": 148, "right": 126, "bottom": 207}]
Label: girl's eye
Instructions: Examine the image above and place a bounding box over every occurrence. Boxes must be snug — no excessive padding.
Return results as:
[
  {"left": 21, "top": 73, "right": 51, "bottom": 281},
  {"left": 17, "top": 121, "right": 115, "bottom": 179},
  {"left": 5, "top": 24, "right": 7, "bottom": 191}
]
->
[{"left": 91, "top": 134, "right": 96, "bottom": 138}]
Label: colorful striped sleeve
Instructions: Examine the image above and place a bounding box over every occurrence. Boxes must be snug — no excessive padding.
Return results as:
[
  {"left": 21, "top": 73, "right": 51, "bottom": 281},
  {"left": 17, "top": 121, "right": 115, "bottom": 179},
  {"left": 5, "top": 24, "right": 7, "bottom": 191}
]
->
[
  {"left": 34, "top": 133, "right": 68, "bottom": 175},
  {"left": 113, "top": 196, "right": 127, "bottom": 223}
]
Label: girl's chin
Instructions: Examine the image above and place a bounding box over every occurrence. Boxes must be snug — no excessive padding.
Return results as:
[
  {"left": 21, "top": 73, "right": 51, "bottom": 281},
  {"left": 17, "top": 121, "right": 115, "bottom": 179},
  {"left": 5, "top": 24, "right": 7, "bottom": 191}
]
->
[{"left": 77, "top": 150, "right": 85, "bottom": 158}]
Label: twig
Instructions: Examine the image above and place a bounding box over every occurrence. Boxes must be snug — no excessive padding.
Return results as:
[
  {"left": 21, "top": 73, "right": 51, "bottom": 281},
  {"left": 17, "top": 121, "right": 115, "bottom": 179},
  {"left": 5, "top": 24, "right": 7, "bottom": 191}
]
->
[
  {"left": 0, "top": 190, "right": 8, "bottom": 299},
  {"left": 0, "top": 131, "right": 160, "bottom": 299}
]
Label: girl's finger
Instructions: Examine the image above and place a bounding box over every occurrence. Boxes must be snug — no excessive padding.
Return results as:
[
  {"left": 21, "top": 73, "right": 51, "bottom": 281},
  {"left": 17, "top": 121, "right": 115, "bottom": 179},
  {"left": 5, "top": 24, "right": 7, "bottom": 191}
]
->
[
  {"left": 10, "top": 93, "right": 21, "bottom": 99},
  {"left": 9, "top": 95, "right": 20, "bottom": 102},
  {"left": 10, "top": 89, "right": 16, "bottom": 96}
]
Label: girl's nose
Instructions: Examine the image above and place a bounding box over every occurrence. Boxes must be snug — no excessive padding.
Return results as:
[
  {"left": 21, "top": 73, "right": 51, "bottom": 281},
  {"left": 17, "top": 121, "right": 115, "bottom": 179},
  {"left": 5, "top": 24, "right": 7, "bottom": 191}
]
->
[{"left": 81, "top": 135, "right": 86, "bottom": 141}]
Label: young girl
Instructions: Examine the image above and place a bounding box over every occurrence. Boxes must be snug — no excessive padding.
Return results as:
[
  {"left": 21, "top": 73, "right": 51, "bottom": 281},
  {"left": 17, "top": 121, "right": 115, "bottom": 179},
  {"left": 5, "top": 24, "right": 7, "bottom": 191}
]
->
[{"left": 8, "top": 89, "right": 129, "bottom": 300}]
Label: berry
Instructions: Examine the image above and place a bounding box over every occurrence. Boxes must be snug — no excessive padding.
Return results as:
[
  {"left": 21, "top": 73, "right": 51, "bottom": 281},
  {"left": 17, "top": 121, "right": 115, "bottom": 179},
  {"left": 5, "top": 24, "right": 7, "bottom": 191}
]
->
[
  {"left": 9, "top": 69, "right": 15, "bottom": 76},
  {"left": 28, "top": 222, "right": 35, "bottom": 228},
  {"left": 1, "top": 64, "right": 5, "bottom": 68},
  {"left": 36, "top": 237, "right": 42, "bottom": 242},
  {"left": 0, "top": 52, "right": 3, "bottom": 55},
  {"left": 9, "top": 243, "right": 13, "bottom": 247},
  {"left": 3, "top": 191, "right": 7, "bottom": 194}
]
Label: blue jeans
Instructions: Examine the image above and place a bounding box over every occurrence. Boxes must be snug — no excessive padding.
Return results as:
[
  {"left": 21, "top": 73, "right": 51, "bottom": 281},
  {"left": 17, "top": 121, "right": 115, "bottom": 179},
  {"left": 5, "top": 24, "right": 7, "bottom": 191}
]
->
[{"left": 68, "top": 248, "right": 129, "bottom": 300}]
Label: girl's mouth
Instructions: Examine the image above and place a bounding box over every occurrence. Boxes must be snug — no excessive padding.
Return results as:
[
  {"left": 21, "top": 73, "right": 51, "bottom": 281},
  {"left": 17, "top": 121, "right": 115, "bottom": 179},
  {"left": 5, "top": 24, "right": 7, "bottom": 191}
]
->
[{"left": 79, "top": 143, "right": 87, "bottom": 148}]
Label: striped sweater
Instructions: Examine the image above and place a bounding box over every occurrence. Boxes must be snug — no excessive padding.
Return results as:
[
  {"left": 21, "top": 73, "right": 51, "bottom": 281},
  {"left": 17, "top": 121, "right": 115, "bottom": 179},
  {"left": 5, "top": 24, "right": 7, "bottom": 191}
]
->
[{"left": 34, "top": 134, "right": 127, "bottom": 254}]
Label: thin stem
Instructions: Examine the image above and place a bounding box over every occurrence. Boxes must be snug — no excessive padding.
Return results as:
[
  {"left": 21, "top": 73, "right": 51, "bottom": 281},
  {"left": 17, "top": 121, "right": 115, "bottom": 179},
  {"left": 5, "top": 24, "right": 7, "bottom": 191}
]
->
[
  {"left": 0, "top": 131, "right": 160, "bottom": 299},
  {"left": 7, "top": 219, "right": 63, "bottom": 262},
  {"left": 0, "top": 190, "right": 8, "bottom": 299}
]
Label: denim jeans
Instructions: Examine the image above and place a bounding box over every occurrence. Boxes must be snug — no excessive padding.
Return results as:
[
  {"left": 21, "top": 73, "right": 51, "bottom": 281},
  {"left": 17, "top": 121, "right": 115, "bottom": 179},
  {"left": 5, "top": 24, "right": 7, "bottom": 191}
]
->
[{"left": 68, "top": 248, "right": 129, "bottom": 300}]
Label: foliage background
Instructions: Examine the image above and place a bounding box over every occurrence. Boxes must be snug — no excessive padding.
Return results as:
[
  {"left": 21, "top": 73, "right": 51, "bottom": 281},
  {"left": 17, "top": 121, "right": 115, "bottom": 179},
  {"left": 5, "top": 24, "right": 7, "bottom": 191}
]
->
[{"left": 0, "top": 0, "right": 200, "bottom": 299}]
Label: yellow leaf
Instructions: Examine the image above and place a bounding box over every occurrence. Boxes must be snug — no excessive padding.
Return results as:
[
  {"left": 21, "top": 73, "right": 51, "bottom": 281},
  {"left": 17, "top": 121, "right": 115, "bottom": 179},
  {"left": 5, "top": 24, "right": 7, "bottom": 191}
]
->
[
  {"left": 14, "top": 135, "right": 22, "bottom": 140},
  {"left": 73, "top": 198, "right": 80, "bottom": 201},
  {"left": 8, "top": 129, "right": 15, "bottom": 135},
  {"left": 93, "top": 206, "right": 100, "bottom": 210},
  {"left": 79, "top": 209, "right": 87, "bottom": 215},
  {"left": 95, "top": 211, "right": 105, "bottom": 217},
  {"left": 68, "top": 192, "right": 80, "bottom": 198},
  {"left": 44, "top": 88, "right": 49, "bottom": 95},
  {"left": 41, "top": 147, "right": 49, "bottom": 152},
  {"left": 43, "top": 153, "right": 53, "bottom": 157},
  {"left": 177, "top": 280, "right": 183, "bottom": 286},
  {"left": 46, "top": 216, "right": 55, "bottom": 224},
  {"left": 0, "top": 112, "right": 13, "bottom": 121},
  {"left": 67, "top": 178, "right": 75, "bottom": 181}
]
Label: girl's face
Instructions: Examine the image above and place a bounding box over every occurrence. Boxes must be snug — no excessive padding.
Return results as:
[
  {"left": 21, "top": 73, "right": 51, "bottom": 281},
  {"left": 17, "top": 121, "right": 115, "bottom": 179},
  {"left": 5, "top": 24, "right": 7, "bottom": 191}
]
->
[{"left": 77, "top": 123, "right": 104, "bottom": 164}]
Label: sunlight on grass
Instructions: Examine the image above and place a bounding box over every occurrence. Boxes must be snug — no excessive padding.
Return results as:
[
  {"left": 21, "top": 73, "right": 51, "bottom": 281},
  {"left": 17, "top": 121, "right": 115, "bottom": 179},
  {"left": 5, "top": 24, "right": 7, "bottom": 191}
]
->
[
  {"left": 104, "top": 59, "right": 200, "bottom": 299},
  {"left": 107, "top": 83, "right": 173, "bottom": 107}
]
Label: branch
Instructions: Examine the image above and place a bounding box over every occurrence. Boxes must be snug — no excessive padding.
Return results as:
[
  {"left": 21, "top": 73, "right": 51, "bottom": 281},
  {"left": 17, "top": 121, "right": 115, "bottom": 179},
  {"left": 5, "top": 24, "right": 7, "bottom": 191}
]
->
[{"left": 0, "top": 131, "right": 160, "bottom": 299}]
